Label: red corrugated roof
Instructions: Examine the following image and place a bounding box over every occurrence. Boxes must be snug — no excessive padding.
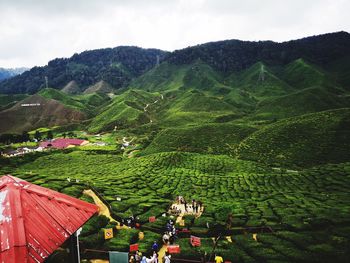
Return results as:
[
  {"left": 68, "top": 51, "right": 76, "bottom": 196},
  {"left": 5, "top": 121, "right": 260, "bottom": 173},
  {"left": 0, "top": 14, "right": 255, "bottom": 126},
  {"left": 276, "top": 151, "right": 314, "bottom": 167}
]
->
[
  {"left": 40, "top": 138, "right": 87, "bottom": 149},
  {"left": 0, "top": 175, "right": 98, "bottom": 263}
]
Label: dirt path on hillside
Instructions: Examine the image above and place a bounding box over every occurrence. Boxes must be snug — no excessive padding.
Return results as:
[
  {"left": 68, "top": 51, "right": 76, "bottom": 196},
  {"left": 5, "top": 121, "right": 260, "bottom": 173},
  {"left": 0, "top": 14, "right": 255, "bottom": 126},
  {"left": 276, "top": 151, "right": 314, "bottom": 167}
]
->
[
  {"left": 143, "top": 94, "right": 163, "bottom": 123},
  {"left": 84, "top": 189, "right": 116, "bottom": 222},
  {"left": 83, "top": 189, "right": 128, "bottom": 229}
]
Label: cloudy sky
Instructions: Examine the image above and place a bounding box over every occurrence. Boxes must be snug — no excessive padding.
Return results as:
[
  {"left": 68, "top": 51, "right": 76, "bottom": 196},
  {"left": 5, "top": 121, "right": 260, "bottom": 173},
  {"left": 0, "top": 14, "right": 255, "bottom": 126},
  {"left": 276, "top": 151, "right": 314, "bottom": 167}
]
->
[{"left": 0, "top": 0, "right": 349, "bottom": 68}]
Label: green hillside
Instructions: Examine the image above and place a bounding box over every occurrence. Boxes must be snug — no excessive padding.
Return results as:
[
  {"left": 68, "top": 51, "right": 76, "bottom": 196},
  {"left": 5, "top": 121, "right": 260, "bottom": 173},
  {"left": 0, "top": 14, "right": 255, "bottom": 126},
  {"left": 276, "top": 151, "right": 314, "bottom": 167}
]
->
[
  {"left": 236, "top": 108, "right": 350, "bottom": 167},
  {"left": 129, "top": 62, "right": 189, "bottom": 91},
  {"left": 255, "top": 86, "right": 350, "bottom": 119},
  {"left": 282, "top": 59, "right": 329, "bottom": 89},
  {"left": 88, "top": 89, "right": 161, "bottom": 132},
  {"left": 38, "top": 88, "right": 110, "bottom": 115},
  {"left": 232, "top": 62, "right": 294, "bottom": 98},
  {"left": 143, "top": 123, "right": 256, "bottom": 155}
]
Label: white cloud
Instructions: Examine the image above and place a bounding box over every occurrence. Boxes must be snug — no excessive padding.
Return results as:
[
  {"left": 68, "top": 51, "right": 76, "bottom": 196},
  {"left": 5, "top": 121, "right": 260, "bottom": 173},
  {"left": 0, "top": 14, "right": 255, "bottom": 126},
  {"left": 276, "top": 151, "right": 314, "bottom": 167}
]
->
[{"left": 0, "top": 0, "right": 348, "bottom": 68}]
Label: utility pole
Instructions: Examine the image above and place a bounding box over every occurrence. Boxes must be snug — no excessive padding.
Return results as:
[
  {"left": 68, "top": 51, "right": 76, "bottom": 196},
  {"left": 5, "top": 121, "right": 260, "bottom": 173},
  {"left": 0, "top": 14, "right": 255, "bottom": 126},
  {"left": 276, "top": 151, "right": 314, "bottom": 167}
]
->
[
  {"left": 45, "top": 76, "right": 49, "bottom": 89},
  {"left": 70, "top": 227, "right": 82, "bottom": 263},
  {"left": 156, "top": 55, "right": 160, "bottom": 67},
  {"left": 258, "top": 64, "right": 265, "bottom": 82}
]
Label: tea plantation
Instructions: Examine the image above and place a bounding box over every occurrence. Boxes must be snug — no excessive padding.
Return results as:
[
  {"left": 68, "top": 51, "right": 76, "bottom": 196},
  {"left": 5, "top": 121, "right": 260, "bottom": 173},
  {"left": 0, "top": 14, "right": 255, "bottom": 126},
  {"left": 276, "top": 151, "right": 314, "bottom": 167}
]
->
[{"left": 1, "top": 149, "right": 349, "bottom": 262}]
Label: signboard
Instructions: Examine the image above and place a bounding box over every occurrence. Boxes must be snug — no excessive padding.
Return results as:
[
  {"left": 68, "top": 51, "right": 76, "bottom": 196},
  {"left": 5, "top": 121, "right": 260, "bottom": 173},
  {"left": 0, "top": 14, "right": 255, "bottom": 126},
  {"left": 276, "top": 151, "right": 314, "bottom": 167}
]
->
[
  {"left": 190, "top": 235, "right": 201, "bottom": 247},
  {"left": 104, "top": 228, "right": 113, "bottom": 239},
  {"left": 109, "top": 251, "right": 128, "bottom": 263},
  {"left": 149, "top": 216, "right": 156, "bottom": 223},
  {"left": 167, "top": 245, "right": 180, "bottom": 254},
  {"left": 130, "top": 243, "right": 139, "bottom": 252}
]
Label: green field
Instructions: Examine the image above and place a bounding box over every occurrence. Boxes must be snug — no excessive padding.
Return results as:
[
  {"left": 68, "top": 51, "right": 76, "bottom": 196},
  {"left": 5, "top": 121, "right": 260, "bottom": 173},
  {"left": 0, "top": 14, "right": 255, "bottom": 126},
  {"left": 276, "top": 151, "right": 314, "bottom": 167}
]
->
[{"left": 1, "top": 149, "right": 349, "bottom": 262}]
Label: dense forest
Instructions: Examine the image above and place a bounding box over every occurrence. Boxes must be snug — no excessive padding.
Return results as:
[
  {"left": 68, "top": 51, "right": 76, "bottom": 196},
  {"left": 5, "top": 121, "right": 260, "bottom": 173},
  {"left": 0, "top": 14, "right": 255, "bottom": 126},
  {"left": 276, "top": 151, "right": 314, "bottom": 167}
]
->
[
  {"left": 0, "top": 47, "right": 167, "bottom": 94},
  {"left": 166, "top": 31, "right": 350, "bottom": 73}
]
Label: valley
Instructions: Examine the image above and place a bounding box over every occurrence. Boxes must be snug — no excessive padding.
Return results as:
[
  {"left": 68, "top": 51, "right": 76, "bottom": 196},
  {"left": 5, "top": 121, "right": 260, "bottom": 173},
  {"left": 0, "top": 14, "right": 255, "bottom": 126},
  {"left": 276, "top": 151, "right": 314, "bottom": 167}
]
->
[{"left": 1, "top": 32, "right": 350, "bottom": 262}]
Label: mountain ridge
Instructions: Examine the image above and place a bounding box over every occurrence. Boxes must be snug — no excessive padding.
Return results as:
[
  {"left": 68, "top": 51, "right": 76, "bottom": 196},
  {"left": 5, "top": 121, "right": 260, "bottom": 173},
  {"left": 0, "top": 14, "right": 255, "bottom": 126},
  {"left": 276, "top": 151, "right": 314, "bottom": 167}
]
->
[{"left": 1, "top": 31, "right": 349, "bottom": 95}]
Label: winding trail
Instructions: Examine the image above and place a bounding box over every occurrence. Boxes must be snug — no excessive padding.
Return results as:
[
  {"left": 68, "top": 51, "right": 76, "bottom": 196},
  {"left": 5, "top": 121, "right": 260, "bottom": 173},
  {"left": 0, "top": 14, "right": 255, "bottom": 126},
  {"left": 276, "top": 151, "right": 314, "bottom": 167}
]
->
[
  {"left": 83, "top": 189, "right": 128, "bottom": 229},
  {"left": 83, "top": 189, "right": 115, "bottom": 222},
  {"left": 143, "top": 94, "right": 164, "bottom": 123}
]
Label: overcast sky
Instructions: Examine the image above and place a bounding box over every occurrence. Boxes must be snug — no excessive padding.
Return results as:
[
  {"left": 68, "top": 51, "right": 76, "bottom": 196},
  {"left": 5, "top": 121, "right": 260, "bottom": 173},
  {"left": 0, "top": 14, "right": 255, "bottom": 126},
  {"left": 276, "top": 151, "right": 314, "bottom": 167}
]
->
[{"left": 0, "top": 0, "right": 349, "bottom": 68}]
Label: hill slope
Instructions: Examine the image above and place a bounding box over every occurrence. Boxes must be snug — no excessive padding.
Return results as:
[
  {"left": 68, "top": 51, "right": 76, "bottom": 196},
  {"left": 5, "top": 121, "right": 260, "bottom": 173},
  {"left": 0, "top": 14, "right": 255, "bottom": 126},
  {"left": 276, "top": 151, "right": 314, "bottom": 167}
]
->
[
  {"left": 0, "top": 95, "right": 86, "bottom": 133},
  {"left": 236, "top": 108, "right": 350, "bottom": 167}
]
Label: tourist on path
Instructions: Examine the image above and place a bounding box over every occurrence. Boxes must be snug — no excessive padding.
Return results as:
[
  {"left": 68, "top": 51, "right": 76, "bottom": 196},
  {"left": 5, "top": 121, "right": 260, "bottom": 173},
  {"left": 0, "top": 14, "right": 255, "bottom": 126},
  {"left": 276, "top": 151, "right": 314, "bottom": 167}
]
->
[
  {"left": 164, "top": 252, "right": 171, "bottom": 263},
  {"left": 152, "top": 241, "right": 159, "bottom": 252},
  {"left": 215, "top": 254, "right": 224, "bottom": 263}
]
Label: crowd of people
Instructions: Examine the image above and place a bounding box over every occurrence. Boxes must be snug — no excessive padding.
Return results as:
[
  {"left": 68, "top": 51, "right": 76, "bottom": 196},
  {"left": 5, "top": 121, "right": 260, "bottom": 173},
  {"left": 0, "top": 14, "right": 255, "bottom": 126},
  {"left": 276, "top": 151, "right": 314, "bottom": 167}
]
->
[
  {"left": 126, "top": 196, "right": 207, "bottom": 263},
  {"left": 169, "top": 196, "right": 203, "bottom": 215},
  {"left": 163, "top": 219, "right": 177, "bottom": 245},
  {"left": 121, "top": 215, "right": 140, "bottom": 228},
  {"left": 128, "top": 242, "right": 172, "bottom": 263},
  {"left": 128, "top": 250, "right": 158, "bottom": 263}
]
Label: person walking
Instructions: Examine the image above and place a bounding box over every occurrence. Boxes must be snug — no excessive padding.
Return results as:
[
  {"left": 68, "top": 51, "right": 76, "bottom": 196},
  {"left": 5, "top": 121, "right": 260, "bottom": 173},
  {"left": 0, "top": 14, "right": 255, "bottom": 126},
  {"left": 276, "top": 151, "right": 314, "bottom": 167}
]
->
[
  {"left": 215, "top": 254, "right": 224, "bottom": 263},
  {"left": 164, "top": 252, "right": 171, "bottom": 263},
  {"left": 152, "top": 241, "right": 159, "bottom": 252}
]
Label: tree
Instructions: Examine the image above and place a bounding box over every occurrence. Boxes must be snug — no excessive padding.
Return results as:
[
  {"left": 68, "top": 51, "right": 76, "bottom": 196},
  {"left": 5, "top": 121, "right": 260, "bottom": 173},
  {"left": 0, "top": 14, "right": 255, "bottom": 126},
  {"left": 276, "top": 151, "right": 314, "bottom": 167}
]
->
[
  {"left": 34, "top": 130, "right": 42, "bottom": 141},
  {"left": 47, "top": 130, "right": 53, "bottom": 140}
]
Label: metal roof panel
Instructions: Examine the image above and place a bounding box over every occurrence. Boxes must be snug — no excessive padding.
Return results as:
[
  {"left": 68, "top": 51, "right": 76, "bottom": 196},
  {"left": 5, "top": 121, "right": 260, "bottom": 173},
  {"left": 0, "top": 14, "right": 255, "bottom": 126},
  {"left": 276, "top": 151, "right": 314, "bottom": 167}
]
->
[{"left": 0, "top": 175, "right": 98, "bottom": 263}]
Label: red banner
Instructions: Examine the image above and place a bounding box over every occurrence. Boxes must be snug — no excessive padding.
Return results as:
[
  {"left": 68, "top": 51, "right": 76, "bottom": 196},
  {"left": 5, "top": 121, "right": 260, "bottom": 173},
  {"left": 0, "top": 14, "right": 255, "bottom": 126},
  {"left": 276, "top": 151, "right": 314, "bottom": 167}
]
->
[
  {"left": 190, "top": 235, "right": 201, "bottom": 246},
  {"left": 149, "top": 216, "right": 156, "bottom": 223},
  {"left": 167, "top": 245, "right": 180, "bottom": 254},
  {"left": 130, "top": 243, "right": 139, "bottom": 252}
]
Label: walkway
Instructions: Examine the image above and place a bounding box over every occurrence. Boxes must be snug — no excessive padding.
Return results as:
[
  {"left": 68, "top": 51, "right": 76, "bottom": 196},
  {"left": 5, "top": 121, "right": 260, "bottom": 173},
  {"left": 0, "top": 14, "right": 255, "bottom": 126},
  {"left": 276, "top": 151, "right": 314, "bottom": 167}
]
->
[{"left": 83, "top": 189, "right": 128, "bottom": 229}]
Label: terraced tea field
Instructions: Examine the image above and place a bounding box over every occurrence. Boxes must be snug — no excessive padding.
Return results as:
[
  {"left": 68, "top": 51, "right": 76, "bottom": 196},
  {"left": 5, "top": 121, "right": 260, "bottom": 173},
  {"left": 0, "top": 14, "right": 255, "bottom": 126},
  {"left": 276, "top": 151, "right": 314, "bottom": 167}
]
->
[{"left": 1, "top": 149, "right": 349, "bottom": 262}]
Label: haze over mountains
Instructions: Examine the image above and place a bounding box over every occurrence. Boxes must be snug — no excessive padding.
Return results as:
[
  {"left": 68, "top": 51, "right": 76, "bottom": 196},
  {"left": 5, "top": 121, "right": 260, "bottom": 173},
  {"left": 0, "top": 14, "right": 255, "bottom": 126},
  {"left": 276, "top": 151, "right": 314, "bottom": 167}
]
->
[
  {"left": 0, "top": 31, "right": 350, "bottom": 167},
  {"left": 0, "top": 67, "right": 28, "bottom": 81}
]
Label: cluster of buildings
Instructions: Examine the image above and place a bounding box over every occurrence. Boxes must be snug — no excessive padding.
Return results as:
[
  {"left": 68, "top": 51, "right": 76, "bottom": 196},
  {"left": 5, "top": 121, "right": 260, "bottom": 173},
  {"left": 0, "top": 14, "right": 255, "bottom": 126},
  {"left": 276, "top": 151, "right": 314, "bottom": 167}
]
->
[{"left": 1, "top": 138, "right": 89, "bottom": 157}]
